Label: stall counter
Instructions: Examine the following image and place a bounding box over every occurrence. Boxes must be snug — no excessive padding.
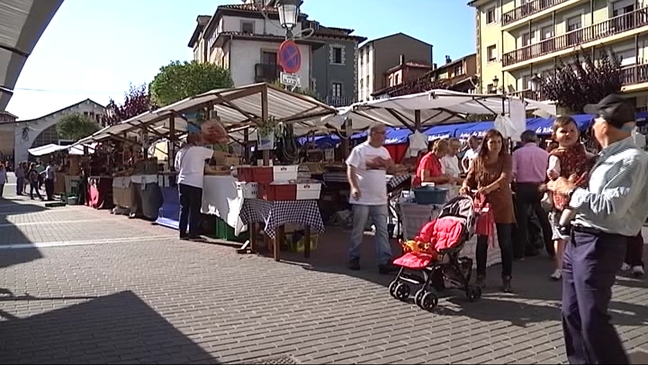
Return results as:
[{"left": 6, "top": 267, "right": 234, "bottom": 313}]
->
[{"left": 201, "top": 175, "right": 246, "bottom": 235}]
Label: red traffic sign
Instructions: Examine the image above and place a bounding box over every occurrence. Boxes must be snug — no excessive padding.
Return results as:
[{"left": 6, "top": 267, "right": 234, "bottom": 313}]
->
[{"left": 278, "top": 40, "right": 301, "bottom": 74}]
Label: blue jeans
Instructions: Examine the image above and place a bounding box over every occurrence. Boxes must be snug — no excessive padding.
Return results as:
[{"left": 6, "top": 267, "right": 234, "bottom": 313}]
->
[{"left": 348, "top": 204, "right": 392, "bottom": 265}]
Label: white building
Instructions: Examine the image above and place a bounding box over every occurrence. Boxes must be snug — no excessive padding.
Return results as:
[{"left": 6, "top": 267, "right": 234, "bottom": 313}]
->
[
  {"left": 13, "top": 99, "right": 105, "bottom": 167},
  {"left": 188, "top": 2, "right": 323, "bottom": 89}
]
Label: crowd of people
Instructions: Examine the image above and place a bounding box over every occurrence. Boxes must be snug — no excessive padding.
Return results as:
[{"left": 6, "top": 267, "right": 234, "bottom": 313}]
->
[
  {"left": 8, "top": 160, "right": 58, "bottom": 201},
  {"left": 346, "top": 94, "right": 648, "bottom": 364}
]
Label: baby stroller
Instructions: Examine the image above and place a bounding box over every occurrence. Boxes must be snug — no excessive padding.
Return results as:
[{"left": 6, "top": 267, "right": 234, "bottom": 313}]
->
[{"left": 388, "top": 194, "right": 482, "bottom": 311}]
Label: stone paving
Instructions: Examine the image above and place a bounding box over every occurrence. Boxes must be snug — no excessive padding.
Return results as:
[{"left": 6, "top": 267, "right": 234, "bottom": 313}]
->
[{"left": 0, "top": 176, "right": 646, "bottom": 364}]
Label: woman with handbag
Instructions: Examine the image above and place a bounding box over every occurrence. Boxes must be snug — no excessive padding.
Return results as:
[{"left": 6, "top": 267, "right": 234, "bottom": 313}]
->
[{"left": 460, "top": 129, "right": 516, "bottom": 292}]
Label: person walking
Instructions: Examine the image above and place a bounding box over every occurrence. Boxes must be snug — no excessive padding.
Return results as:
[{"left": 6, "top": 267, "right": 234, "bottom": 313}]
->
[
  {"left": 0, "top": 163, "right": 7, "bottom": 197},
  {"left": 511, "top": 130, "right": 553, "bottom": 260},
  {"left": 346, "top": 122, "right": 398, "bottom": 274},
  {"left": 27, "top": 163, "right": 44, "bottom": 201},
  {"left": 15, "top": 161, "right": 25, "bottom": 196},
  {"left": 44, "top": 161, "right": 56, "bottom": 201},
  {"left": 547, "top": 95, "right": 648, "bottom": 364}
]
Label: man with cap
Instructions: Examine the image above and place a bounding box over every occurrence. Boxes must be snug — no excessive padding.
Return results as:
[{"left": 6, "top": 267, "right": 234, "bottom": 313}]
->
[{"left": 547, "top": 94, "right": 648, "bottom": 364}]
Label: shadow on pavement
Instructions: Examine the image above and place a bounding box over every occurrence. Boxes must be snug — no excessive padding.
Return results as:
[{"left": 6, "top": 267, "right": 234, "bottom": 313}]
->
[
  {"left": 0, "top": 290, "right": 220, "bottom": 364},
  {"left": 0, "top": 192, "right": 48, "bottom": 269}
]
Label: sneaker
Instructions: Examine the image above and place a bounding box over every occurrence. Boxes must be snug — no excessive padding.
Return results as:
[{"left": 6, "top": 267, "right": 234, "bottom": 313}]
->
[
  {"left": 621, "top": 263, "right": 631, "bottom": 272},
  {"left": 378, "top": 263, "right": 399, "bottom": 275},
  {"left": 550, "top": 269, "right": 562, "bottom": 281},
  {"left": 632, "top": 266, "right": 645, "bottom": 277},
  {"left": 348, "top": 258, "right": 360, "bottom": 271}
]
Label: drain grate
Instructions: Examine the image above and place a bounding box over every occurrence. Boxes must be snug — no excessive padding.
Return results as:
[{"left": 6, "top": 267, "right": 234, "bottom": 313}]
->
[{"left": 246, "top": 355, "right": 299, "bottom": 364}]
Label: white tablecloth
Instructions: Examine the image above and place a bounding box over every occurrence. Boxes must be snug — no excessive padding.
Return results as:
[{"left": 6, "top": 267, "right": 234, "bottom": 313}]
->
[
  {"left": 398, "top": 201, "right": 501, "bottom": 268},
  {"left": 201, "top": 176, "right": 246, "bottom": 235}
]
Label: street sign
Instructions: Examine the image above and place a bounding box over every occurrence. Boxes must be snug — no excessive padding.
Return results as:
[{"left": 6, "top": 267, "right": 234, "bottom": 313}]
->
[
  {"left": 280, "top": 72, "right": 301, "bottom": 88},
  {"left": 278, "top": 40, "right": 301, "bottom": 74}
]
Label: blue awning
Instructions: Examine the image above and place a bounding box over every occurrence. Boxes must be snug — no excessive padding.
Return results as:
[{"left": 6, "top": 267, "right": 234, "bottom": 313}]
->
[
  {"left": 424, "top": 124, "right": 459, "bottom": 140},
  {"left": 454, "top": 121, "right": 495, "bottom": 138},
  {"left": 528, "top": 114, "right": 594, "bottom": 135}
]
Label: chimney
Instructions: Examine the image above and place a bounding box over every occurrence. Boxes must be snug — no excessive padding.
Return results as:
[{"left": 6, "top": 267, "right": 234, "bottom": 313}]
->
[
  {"left": 445, "top": 55, "right": 452, "bottom": 64},
  {"left": 399, "top": 54, "right": 405, "bottom": 65}
]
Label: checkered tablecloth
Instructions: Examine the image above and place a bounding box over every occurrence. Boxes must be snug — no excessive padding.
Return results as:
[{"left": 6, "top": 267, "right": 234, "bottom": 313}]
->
[
  {"left": 239, "top": 199, "right": 325, "bottom": 239},
  {"left": 321, "top": 173, "right": 410, "bottom": 188}
]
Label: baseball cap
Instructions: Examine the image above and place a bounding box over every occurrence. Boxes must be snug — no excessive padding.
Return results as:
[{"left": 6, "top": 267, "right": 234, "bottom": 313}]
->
[{"left": 583, "top": 94, "right": 636, "bottom": 130}]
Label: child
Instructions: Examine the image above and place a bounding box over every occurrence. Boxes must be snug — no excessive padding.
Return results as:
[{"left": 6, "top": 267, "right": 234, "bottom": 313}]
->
[{"left": 546, "top": 116, "right": 593, "bottom": 280}]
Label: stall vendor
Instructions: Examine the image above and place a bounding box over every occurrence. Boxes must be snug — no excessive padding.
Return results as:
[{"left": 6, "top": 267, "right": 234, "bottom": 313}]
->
[
  {"left": 412, "top": 139, "right": 462, "bottom": 187},
  {"left": 175, "top": 128, "right": 219, "bottom": 240}
]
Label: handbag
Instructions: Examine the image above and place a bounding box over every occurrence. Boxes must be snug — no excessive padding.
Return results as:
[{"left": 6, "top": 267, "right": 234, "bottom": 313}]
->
[{"left": 474, "top": 193, "right": 495, "bottom": 238}]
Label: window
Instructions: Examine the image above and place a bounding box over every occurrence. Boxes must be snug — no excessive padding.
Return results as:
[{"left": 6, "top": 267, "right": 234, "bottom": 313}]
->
[
  {"left": 360, "top": 79, "right": 364, "bottom": 89},
  {"left": 486, "top": 7, "right": 496, "bottom": 24},
  {"left": 566, "top": 16, "right": 582, "bottom": 45},
  {"left": 617, "top": 49, "right": 636, "bottom": 66},
  {"left": 540, "top": 25, "right": 554, "bottom": 53},
  {"left": 262, "top": 51, "right": 277, "bottom": 65},
  {"left": 330, "top": 46, "right": 344, "bottom": 65},
  {"left": 454, "top": 64, "right": 464, "bottom": 76},
  {"left": 331, "top": 82, "right": 343, "bottom": 98},
  {"left": 520, "top": 32, "right": 534, "bottom": 47},
  {"left": 241, "top": 21, "right": 254, "bottom": 34},
  {"left": 487, "top": 45, "right": 497, "bottom": 62},
  {"left": 521, "top": 75, "right": 532, "bottom": 90}
]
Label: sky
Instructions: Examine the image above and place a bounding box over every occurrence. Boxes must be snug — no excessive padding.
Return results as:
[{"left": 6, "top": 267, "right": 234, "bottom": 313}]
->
[{"left": 7, "top": 0, "right": 476, "bottom": 120}]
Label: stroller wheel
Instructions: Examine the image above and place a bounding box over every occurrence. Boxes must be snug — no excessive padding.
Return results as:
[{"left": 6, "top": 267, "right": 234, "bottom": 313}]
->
[
  {"left": 388, "top": 280, "right": 399, "bottom": 298},
  {"left": 394, "top": 283, "right": 410, "bottom": 301},
  {"left": 466, "top": 285, "right": 482, "bottom": 301},
  {"left": 414, "top": 289, "right": 426, "bottom": 307},
  {"left": 420, "top": 292, "right": 438, "bottom": 311}
]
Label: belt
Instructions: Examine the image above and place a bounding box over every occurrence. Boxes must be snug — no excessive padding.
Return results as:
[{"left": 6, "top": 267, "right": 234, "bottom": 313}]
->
[{"left": 572, "top": 225, "right": 629, "bottom": 238}]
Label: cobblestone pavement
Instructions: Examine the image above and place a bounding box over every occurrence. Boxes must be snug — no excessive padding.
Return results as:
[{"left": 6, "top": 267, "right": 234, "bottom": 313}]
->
[{"left": 0, "top": 177, "right": 646, "bottom": 364}]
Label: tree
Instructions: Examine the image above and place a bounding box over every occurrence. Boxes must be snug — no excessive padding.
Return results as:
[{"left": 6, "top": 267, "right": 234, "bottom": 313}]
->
[
  {"left": 57, "top": 113, "right": 100, "bottom": 141},
  {"left": 149, "top": 61, "right": 233, "bottom": 106},
  {"left": 101, "top": 83, "right": 154, "bottom": 126},
  {"left": 539, "top": 50, "right": 624, "bottom": 113}
]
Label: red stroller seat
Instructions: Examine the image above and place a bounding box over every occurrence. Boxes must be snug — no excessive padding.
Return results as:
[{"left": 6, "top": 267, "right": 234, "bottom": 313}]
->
[{"left": 393, "top": 217, "right": 465, "bottom": 269}]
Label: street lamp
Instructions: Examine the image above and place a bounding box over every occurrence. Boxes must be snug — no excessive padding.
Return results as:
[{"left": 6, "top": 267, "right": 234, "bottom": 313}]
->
[
  {"left": 276, "top": 0, "right": 301, "bottom": 39},
  {"left": 491, "top": 75, "right": 499, "bottom": 92},
  {"left": 530, "top": 74, "right": 541, "bottom": 92}
]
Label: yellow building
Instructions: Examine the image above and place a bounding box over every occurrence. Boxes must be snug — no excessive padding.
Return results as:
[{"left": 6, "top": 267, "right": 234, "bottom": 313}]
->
[{"left": 470, "top": 0, "right": 648, "bottom": 110}]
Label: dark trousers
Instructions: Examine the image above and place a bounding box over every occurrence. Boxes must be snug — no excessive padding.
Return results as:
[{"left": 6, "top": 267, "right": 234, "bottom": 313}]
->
[
  {"left": 16, "top": 177, "right": 24, "bottom": 195},
  {"left": 514, "top": 182, "right": 553, "bottom": 258},
  {"left": 30, "top": 181, "right": 42, "bottom": 200},
  {"left": 562, "top": 230, "right": 629, "bottom": 364},
  {"left": 477, "top": 223, "right": 514, "bottom": 277},
  {"left": 45, "top": 178, "right": 54, "bottom": 200},
  {"left": 178, "top": 183, "right": 203, "bottom": 238},
  {"left": 626, "top": 232, "right": 644, "bottom": 267}
]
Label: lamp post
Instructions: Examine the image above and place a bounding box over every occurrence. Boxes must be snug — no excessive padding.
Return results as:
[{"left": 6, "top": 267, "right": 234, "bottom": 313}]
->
[
  {"left": 530, "top": 74, "right": 542, "bottom": 100},
  {"left": 492, "top": 75, "right": 505, "bottom": 116},
  {"left": 276, "top": 0, "right": 301, "bottom": 39}
]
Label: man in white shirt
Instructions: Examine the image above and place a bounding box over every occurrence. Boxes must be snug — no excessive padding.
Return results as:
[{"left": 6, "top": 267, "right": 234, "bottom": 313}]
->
[
  {"left": 174, "top": 132, "right": 216, "bottom": 240},
  {"left": 346, "top": 123, "right": 398, "bottom": 274},
  {"left": 461, "top": 136, "right": 480, "bottom": 172}
]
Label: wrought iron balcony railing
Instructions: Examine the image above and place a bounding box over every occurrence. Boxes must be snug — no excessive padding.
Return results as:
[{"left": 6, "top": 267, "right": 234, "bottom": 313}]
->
[{"left": 502, "top": 0, "right": 570, "bottom": 26}]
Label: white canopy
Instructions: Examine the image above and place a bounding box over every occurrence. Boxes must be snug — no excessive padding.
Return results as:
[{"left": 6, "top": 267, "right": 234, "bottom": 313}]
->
[
  {"left": 0, "top": 0, "right": 63, "bottom": 110},
  {"left": 28, "top": 143, "right": 95, "bottom": 156},
  {"left": 324, "top": 89, "right": 557, "bottom": 130}
]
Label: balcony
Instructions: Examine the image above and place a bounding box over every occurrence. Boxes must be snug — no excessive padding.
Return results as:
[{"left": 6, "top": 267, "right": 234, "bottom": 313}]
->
[
  {"left": 502, "top": 0, "right": 570, "bottom": 26},
  {"left": 509, "top": 64, "right": 648, "bottom": 102},
  {"left": 325, "top": 96, "right": 355, "bottom": 107},
  {"left": 254, "top": 63, "right": 281, "bottom": 83},
  {"left": 622, "top": 64, "right": 648, "bottom": 85},
  {"left": 503, "top": 7, "right": 648, "bottom": 67}
]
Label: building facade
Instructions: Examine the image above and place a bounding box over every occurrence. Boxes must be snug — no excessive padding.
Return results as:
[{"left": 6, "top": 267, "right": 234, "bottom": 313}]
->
[
  {"left": 0, "top": 111, "right": 18, "bottom": 157},
  {"left": 357, "top": 33, "right": 434, "bottom": 102},
  {"left": 188, "top": 4, "right": 320, "bottom": 89},
  {"left": 471, "top": 0, "right": 648, "bottom": 109},
  {"left": 307, "top": 21, "right": 366, "bottom": 107},
  {"left": 13, "top": 99, "right": 105, "bottom": 167}
]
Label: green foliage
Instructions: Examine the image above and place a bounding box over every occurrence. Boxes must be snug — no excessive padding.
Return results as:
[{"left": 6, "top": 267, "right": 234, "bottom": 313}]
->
[
  {"left": 56, "top": 113, "right": 100, "bottom": 141},
  {"left": 149, "top": 61, "right": 234, "bottom": 106}
]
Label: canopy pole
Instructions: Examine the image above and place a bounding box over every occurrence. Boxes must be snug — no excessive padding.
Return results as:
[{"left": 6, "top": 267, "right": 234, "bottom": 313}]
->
[
  {"left": 341, "top": 117, "right": 352, "bottom": 159},
  {"left": 169, "top": 114, "right": 176, "bottom": 171},
  {"left": 243, "top": 127, "right": 250, "bottom": 162},
  {"left": 261, "top": 85, "right": 270, "bottom": 166},
  {"left": 414, "top": 110, "right": 421, "bottom": 131}
]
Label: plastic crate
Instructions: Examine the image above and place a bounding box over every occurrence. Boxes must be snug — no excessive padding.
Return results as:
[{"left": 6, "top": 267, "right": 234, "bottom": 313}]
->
[
  {"left": 284, "top": 231, "right": 319, "bottom": 253},
  {"left": 258, "top": 183, "right": 296, "bottom": 200},
  {"left": 215, "top": 217, "right": 249, "bottom": 243}
]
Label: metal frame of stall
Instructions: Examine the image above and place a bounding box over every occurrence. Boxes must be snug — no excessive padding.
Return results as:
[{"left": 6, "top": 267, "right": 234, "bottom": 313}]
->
[{"left": 72, "top": 82, "right": 340, "bottom": 262}]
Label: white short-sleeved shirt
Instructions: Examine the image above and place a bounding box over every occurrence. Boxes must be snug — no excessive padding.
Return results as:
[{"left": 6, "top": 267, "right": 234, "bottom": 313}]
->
[
  {"left": 175, "top": 146, "right": 214, "bottom": 189},
  {"left": 441, "top": 155, "right": 461, "bottom": 177},
  {"left": 345, "top": 141, "right": 392, "bottom": 205}
]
